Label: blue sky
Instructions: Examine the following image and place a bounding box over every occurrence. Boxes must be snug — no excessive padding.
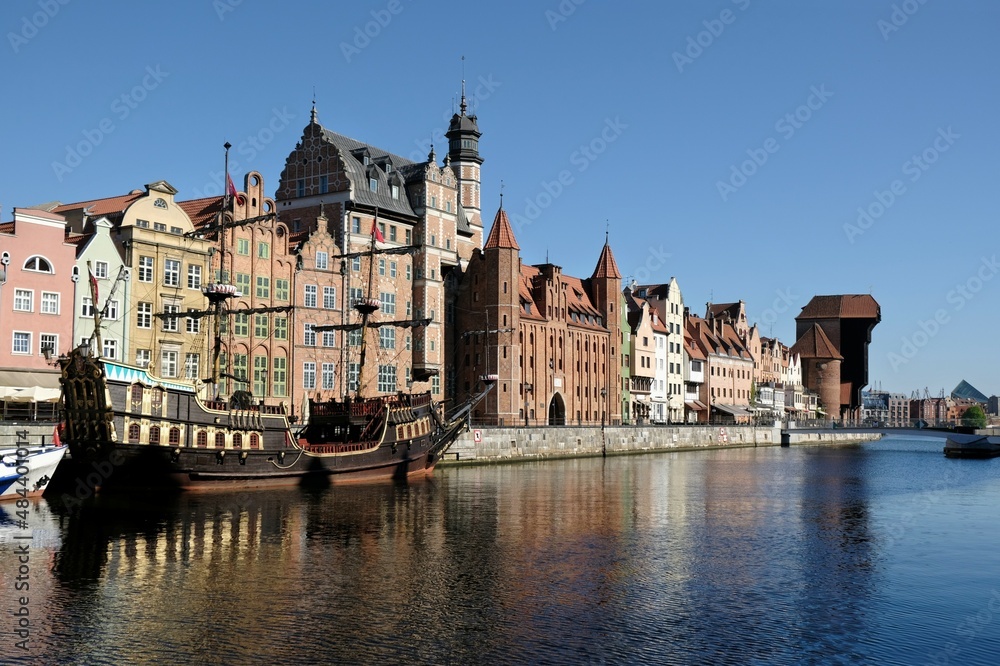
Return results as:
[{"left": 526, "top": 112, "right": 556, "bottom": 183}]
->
[{"left": 2, "top": 0, "right": 997, "bottom": 397}]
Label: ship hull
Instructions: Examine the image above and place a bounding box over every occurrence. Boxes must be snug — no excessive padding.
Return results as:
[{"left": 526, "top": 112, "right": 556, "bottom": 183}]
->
[{"left": 0, "top": 445, "right": 68, "bottom": 500}]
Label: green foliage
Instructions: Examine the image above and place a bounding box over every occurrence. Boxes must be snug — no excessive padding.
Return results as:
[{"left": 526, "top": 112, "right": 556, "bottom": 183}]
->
[{"left": 961, "top": 405, "right": 988, "bottom": 429}]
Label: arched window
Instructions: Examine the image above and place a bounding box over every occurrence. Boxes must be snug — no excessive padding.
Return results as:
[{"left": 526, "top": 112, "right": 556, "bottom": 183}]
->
[
  {"left": 23, "top": 256, "right": 53, "bottom": 273},
  {"left": 249, "top": 433, "right": 260, "bottom": 449},
  {"left": 233, "top": 433, "right": 243, "bottom": 448},
  {"left": 169, "top": 427, "right": 181, "bottom": 445},
  {"left": 215, "top": 432, "right": 226, "bottom": 448},
  {"left": 196, "top": 431, "right": 208, "bottom": 448},
  {"left": 131, "top": 384, "right": 143, "bottom": 411},
  {"left": 128, "top": 423, "right": 141, "bottom": 443},
  {"left": 149, "top": 426, "right": 160, "bottom": 445}
]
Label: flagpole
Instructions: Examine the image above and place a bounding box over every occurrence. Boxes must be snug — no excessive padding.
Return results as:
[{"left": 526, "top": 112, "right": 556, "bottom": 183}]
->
[{"left": 211, "top": 142, "right": 232, "bottom": 396}]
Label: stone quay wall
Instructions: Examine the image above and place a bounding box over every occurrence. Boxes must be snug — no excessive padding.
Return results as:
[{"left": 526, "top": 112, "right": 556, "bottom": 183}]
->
[
  {"left": 442, "top": 425, "right": 882, "bottom": 465},
  {"left": 0, "top": 422, "right": 59, "bottom": 450}
]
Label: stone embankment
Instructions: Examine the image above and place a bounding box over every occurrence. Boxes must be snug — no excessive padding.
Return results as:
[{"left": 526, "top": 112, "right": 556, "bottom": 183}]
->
[{"left": 442, "top": 425, "right": 882, "bottom": 465}]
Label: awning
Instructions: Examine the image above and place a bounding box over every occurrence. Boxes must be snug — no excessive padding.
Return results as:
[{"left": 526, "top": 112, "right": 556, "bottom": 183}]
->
[
  {"left": 713, "top": 404, "right": 754, "bottom": 417},
  {"left": 0, "top": 369, "right": 61, "bottom": 390},
  {"left": 685, "top": 400, "right": 707, "bottom": 411},
  {"left": 5, "top": 386, "right": 61, "bottom": 403}
]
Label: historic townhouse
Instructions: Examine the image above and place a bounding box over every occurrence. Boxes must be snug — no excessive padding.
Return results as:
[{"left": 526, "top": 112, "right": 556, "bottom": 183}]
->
[
  {"left": 72, "top": 216, "right": 129, "bottom": 360},
  {"left": 0, "top": 208, "right": 77, "bottom": 397},
  {"left": 274, "top": 102, "right": 484, "bottom": 402},
  {"left": 623, "top": 289, "right": 655, "bottom": 424},
  {"left": 682, "top": 326, "right": 707, "bottom": 422},
  {"left": 453, "top": 207, "right": 623, "bottom": 426},
  {"left": 685, "top": 313, "right": 754, "bottom": 423},
  {"left": 54, "top": 182, "right": 215, "bottom": 384},
  {"left": 633, "top": 279, "right": 685, "bottom": 421}
]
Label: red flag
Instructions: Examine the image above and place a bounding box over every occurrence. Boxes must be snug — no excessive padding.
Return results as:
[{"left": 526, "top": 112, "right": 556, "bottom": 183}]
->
[
  {"left": 227, "top": 173, "right": 241, "bottom": 202},
  {"left": 88, "top": 266, "right": 99, "bottom": 304},
  {"left": 371, "top": 221, "right": 385, "bottom": 243}
]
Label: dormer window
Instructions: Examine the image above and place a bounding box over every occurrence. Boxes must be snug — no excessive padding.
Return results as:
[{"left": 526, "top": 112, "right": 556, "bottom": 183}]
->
[
  {"left": 391, "top": 184, "right": 399, "bottom": 200},
  {"left": 153, "top": 198, "right": 168, "bottom": 209},
  {"left": 369, "top": 178, "right": 378, "bottom": 192},
  {"left": 384, "top": 162, "right": 392, "bottom": 174},
  {"left": 364, "top": 155, "right": 370, "bottom": 166}
]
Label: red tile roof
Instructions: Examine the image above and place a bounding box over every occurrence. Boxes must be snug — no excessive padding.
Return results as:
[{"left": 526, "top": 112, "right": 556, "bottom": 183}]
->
[
  {"left": 592, "top": 241, "right": 621, "bottom": 279},
  {"left": 51, "top": 191, "right": 143, "bottom": 217},
  {"left": 789, "top": 323, "right": 843, "bottom": 359},
  {"left": 797, "top": 295, "right": 880, "bottom": 320},
  {"left": 483, "top": 207, "right": 519, "bottom": 250},
  {"left": 178, "top": 196, "right": 224, "bottom": 229}
]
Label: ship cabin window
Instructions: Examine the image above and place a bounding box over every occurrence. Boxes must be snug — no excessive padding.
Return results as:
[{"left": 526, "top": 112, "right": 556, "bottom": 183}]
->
[
  {"left": 169, "top": 428, "right": 181, "bottom": 445},
  {"left": 131, "top": 384, "right": 143, "bottom": 411},
  {"left": 215, "top": 432, "right": 226, "bottom": 448},
  {"left": 233, "top": 433, "right": 243, "bottom": 448},
  {"left": 197, "top": 431, "right": 208, "bottom": 448},
  {"left": 152, "top": 387, "right": 164, "bottom": 412},
  {"left": 407, "top": 425, "right": 413, "bottom": 439},
  {"left": 128, "top": 423, "right": 141, "bottom": 443},
  {"left": 250, "top": 433, "right": 260, "bottom": 449},
  {"left": 149, "top": 426, "right": 161, "bottom": 445}
]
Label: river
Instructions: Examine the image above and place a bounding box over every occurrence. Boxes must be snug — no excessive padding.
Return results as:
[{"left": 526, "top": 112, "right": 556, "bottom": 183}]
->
[{"left": 2, "top": 435, "right": 999, "bottom": 665}]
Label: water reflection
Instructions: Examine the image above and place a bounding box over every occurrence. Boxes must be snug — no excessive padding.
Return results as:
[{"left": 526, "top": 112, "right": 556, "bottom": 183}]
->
[{"left": 1, "top": 439, "right": 998, "bottom": 664}]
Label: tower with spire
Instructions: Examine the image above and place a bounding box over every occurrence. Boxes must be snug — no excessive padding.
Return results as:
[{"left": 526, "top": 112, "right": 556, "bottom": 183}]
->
[
  {"left": 587, "top": 232, "right": 624, "bottom": 425},
  {"left": 446, "top": 76, "right": 484, "bottom": 244}
]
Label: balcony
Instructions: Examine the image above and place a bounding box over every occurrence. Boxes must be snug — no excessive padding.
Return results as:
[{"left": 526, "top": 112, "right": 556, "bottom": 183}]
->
[{"left": 631, "top": 376, "right": 652, "bottom": 394}]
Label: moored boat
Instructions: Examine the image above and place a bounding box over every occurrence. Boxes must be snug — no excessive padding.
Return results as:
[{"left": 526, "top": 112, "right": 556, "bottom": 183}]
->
[
  {"left": 0, "top": 444, "right": 68, "bottom": 500},
  {"left": 943, "top": 433, "right": 1000, "bottom": 459}
]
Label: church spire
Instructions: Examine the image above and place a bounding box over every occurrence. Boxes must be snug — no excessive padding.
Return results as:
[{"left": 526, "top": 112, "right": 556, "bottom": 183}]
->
[
  {"left": 483, "top": 204, "right": 519, "bottom": 251},
  {"left": 592, "top": 235, "right": 622, "bottom": 279}
]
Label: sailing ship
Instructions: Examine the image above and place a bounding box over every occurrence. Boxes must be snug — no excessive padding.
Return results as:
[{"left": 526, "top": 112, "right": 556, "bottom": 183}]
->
[{"left": 58, "top": 149, "right": 494, "bottom": 492}]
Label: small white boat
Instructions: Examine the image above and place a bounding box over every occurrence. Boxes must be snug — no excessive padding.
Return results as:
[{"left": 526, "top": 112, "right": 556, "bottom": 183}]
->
[{"left": 0, "top": 445, "right": 68, "bottom": 500}]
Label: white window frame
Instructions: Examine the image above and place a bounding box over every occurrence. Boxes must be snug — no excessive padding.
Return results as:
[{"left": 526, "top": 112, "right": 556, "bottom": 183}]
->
[
  {"left": 304, "top": 284, "right": 317, "bottom": 308},
  {"left": 138, "top": 256, "right": 154, "bottom": 282},
  {"left": 188, "top": 264, "right": 202, "bottom": 289},
  {"left": 41, "top": 291, "right": 59, "bottom": 314},
  {"left": 316, "top": 251, "right": 328, "bottom": 270},
  {"left": 323, "top": 286, "right": 336, "bottom": 310},
  {"left": 94, "top": 261, "right": 109, "bottom": 279},
  {"left": 13, "top": 289, "right": 33, "bottom": 312},
  {"left": 12, "top": 331, "right": 31, "bottom": 355},
  {"left": 161, "top": 350, "right": 179, "bottom": 378},
  {"left": 137, "top": 302, "right": 152, "bottom": 329},
  {"left": 163, "top": 259, "right": 180, "bottom": 287},
  {"left": 303, "top": 362, "right": 316, "bottom": 390},
  {"left": 39, "top": 333, "right": 58, "bottom": 357}
]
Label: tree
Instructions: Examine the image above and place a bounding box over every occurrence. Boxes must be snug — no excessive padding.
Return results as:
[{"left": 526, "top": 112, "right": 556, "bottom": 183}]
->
[{"left": 961, "top": 405, "right": 987, "bottom": 429}]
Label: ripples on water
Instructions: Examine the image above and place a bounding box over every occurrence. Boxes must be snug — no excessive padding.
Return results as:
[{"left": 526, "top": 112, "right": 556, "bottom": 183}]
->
[{"left": 2, "top": 436, "right": 999, "bottom": 665}]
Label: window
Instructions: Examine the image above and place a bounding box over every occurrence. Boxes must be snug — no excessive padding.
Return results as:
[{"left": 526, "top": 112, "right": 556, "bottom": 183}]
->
[
  {"left": 348, "top": 329, "right": 362, "bottom": 347},
  {"left": 304, "top": 323, "right": 316, "bottom": 346},
  {"left": 237, "top": 238, "right": 250, "bottom": 255},
  {"left": 274, "top": 317, "right": 287, "bottom": 340},
  {"left": 14, "top": 289, "right": 32, "bottom": 312},
  {"left": 405, "top": 229, "right": 412, "bottom": 244},
  {"left": 23, "top": 256, "right": 52, "bottom": 273},
  {"left": 272, "top": 357, "right": 287, "bottom": 397},
  {"left": 319, "top": 175, "right": 328, "bottom": 194},
  {"left": 323, "top": 286, "right": 336, "bottom": 309},
  {"left": 369, "top": 178, "right": 378, "bottom": 192},
  {"left": 234, "top": 313, "right": 249, "bottom": 337},
  {"left": 316, "top": 251, "right": 328, "bottom": 270},
  {"left": 137, "top": 302, "right": 152, "bottom": 328},
  {"left": 379, "top": 258, "right": 385, "bottom": 276},
  {"left": 40, "top": 333, "right": 57, "bottom": 357},
  {"left": 40, "top": 292, "right": 59, "bottom": 315},
  {"left": 348, "top": 363, "right": 360, "bottom": 392},
  {"left": 351, "top": 257, "right": 361, "bottom": 272},
  {"left": 275, "top": 278, "right": 289, "bottom": 301},
  {"left": 379, "top": 328, "right": 395, "bottom": 349},
  {"left": 377, "top": 364, "right": 397, "bottom": 393},
  {"left": 138, "top": 256, "right": 154, "bottom": 282},
  {"left": 351, "top": 216, "right": 361, "bottom": 233},
  {"left": 322, "top": 330, "right": 336, "bottom": 347},
  {"left": 256, "top": 276, "right": 270, "bottom": 299},
  {"left": 184, "top": 308, "right": 201, "bottom": 333},
  {"left": 105, "top": 300, "right": 119, "bottom": 320},
  {"left": 163, "top": 259, "right": 180, "bottom": 287},
  {"left": 161, "top": 350, "right": 178, "bottom": 378},
  {"left": 136, "top": 219, "right": 149, "bottom": 228},
  {"left": 12, "top": 332, "right": 30, "bottom": 354},
  {"left": 304, "top": 284, "right": 317, "bottom": 308},
  {"left": 322, "top": 363, "right": 335, "bottom": 390},
  {"left": 254, "top": 314, "right": 269, "bottom": 338},
  {"left": 233, "top": 354, "right": 248, "bottom": 388},
  {"left": 154, "top": 222, "right": 166, "bottom": 232},
  {"left": 162, "top": 304, "right": 179, "bottom": 332},
  {"left": 236, "top": 272, "right": 250, "bottom": 295},
  {"left": 297, "top": 179, "right": 305, "bottom": 197},
  {"left": 430, "top": 196, "right": 436, "bottom": 209},
  {"left": 432, "top": 375, "right": 440, "bottom": 396},
  {"left": 303, "top": 362, "right": 316, "bottom": 390},
  {"left": 136, "top": 349, "right": 151, "bottom": 367},
  {"left": 391, "top": 184, "right": 399, "bottom": 200},
  {"left": 258, "top": 242, "right": 270, "bottom": 259},
  {"left": 380, "top": 292, "right": 396, "bottom": 315},
  {"left": 188, "top": 265, "right": 202, "bottom": 289},
  {"left": 389, "top": 226, "right": 397, "bottom": 242},
  {"left": 350, "top": 287, "right": 363, "bottom": 306},
  {"left": 253, "top": 355, "right": 268, "bottom": 396},
  {"left": 94, "top": 261, "right": 109, "bottom": 279},
  {"left": 406, "top": 265, "right": 411, "bottom": 281},
  {"left": 185, "top": 353, "right": 200, "bottom": 380},
  {"left": 389, "top": 261, "right": 397, "bottom": 278}
]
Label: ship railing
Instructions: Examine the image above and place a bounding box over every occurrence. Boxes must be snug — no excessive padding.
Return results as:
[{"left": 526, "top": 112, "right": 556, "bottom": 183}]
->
[
  {"left": 309, "top": 401, "right": 349, "bottom": 417},
  {"left": 350, "top": 399, "right": 384, "bottom": 417}
]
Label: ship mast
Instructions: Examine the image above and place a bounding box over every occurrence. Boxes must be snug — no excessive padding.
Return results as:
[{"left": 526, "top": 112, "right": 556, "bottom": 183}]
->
[
  {"left": 86, "top": 260, "right": 103, "bottom": 357},
  {"left": 354, "top": 209, "right": 382, "bottom": 398},
  {"left": 203, "top": 142, "right": 238, "bottom": 396}
]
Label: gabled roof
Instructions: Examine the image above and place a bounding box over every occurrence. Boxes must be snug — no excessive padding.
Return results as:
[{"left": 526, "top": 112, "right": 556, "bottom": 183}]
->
[
  {"left": 483, "top": 207, "right": 519, "bottom": 250},
  {"left": 797, "top": 295, "right": 881, "bottom": 320},
  {"left": 52, "top": 191, "right": 144, "bottom": 217},
  {"left": 789, "top": 323, "right": 843, "bottom": 359},
  {"left": 178, "top": 196, "right": 224, "bottom": 230},
  {"left": 592, "top": 241, "right": 621, "bottom": 279}
]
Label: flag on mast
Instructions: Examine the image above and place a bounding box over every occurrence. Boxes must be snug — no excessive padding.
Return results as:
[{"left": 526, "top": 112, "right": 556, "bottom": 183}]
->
[
  {"left": 371, "top": 220, "right": 384, "bottom": 243},
  {"left": 88, "top": 265, "right": 99, "bottom": 304},
  {"left": 227, "top": 173, "right": 242, "bottom": 203}
]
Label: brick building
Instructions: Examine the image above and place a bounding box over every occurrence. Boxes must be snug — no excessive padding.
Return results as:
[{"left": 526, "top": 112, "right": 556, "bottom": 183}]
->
[{"left": 453, "top": 207, "right": 623, "bottom": 425}]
